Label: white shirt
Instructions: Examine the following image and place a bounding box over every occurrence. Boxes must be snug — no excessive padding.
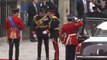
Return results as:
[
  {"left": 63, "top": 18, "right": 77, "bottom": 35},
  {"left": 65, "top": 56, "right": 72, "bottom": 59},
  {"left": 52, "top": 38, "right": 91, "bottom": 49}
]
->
[
  {"left": 82, "top": 0, "right": 88, "bottom": 13},
  {"left": 33, "top": 3, "right": 38, "bottom": 13},
  {"left": 33, "top": 3, "right": 36, "bottom": 7},
  {"left": 89, "top": 2, "right": 95, "bottom": 13}
]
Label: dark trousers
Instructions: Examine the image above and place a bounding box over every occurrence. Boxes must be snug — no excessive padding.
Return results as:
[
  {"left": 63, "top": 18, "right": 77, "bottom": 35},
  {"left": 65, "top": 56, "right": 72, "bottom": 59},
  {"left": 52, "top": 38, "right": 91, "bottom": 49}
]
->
[
  {"left": 66, "top": 45, "right": 76, "bottom": 60},
  {"left": 29, "top": 23, "right": 35, "bottom": 42},
  {"left": 52, "top": 38, "right": 59, "bottom": 60},
  {"left": 8, "top": 39, "right": 20, "bottom": 60},
  {"left": 37, "top": 36, "right": 49, "bottom": 59}
]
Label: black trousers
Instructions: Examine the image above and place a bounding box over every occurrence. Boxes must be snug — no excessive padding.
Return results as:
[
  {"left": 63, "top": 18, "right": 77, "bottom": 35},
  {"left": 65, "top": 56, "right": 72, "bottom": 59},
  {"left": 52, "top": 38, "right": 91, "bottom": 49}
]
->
[
  {"left": 29, "top": 24, "right": 35, "bottom": 42},
  {"left": 52, "top": 38, "right": 59, "bottom": 60},
  {"left": 66, "top": 45, "right": 76, "bottom": 60},
  {"left": 8, "top": 38, "right": 20, "bottom": 60},
  {"left": 37, "top": 36, "right": 49, "bottom": 59}
]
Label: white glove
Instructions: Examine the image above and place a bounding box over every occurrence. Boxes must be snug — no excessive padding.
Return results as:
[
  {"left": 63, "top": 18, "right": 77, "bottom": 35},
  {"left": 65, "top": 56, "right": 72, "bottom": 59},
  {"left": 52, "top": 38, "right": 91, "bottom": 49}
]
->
[
  {"left": 33, "top": 34, "right": 37, "bottom": 38},
  {"left": 42, "top": 30, "right": 48, "bottom": 34},
  {"left": 33, "top": 34, "right": 38, "bottom": 40},
  {"left": 40, "top": 3, "right": 42, "bottom": 6},
  {"left": 74, "top": 16, "right": 78, "bottom": 21}
]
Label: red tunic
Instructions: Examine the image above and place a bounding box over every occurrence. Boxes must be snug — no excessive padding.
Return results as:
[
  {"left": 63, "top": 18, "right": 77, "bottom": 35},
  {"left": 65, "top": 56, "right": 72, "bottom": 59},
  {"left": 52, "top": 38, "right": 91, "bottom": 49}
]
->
[
  {"left": 60, "top": 20, "right": 84, "bottom": 45},
  {"left": 5, "top": 16, "right": 24, "bottom": 39}
]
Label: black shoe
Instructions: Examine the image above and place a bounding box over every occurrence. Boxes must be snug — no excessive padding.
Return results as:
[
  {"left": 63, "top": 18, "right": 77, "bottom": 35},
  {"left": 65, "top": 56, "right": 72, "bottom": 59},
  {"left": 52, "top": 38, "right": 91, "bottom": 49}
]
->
[
  {"left": 30, "top": 40, "right": 36, "bottom": 42},
  {"left": 46, "top": 58, "right": 49, "bottom": 60},
  {"left": 53, "top": 59, "right": 59, "bottom": 60},
  {"left": 37, "top": 58, "right": 41, "bottom": 60}
]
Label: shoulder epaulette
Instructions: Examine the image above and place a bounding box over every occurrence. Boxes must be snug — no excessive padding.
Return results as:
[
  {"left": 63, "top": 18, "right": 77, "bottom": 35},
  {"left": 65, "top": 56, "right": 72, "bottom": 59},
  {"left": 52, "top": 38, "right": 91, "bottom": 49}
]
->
[{"left": 52, "top": 16, "right": 60, "bottom": 22}]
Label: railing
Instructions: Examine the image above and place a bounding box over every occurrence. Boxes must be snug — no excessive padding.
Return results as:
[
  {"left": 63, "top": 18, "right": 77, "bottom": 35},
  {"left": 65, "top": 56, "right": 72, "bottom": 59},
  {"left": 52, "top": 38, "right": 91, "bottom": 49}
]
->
[
  {"left": 0, "top": 0, "right": 17, "bottom": 37},
  {"left": 85, "top": 17, "right": 107, "bottom": 21}
]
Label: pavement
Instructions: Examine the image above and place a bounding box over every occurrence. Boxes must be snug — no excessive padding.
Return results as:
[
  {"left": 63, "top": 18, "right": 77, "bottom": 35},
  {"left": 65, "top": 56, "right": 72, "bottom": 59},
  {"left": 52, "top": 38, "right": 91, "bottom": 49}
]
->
[{"left": 0, "top": 37, "right": 65, "bottom": 60}]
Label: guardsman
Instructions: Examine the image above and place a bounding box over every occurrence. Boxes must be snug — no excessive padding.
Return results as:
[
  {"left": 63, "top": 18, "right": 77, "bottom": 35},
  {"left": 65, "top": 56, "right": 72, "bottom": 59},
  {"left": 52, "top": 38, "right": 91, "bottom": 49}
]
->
[
  {"left": 5, "top": 8, "right": 24, "bottom": 60},
  {"left": 60, "top": 14, "right": 84, "bottom": 60},
  {"left": 48, "top": 10, "right": 60, "bottom": 60},
  {"left": 32, "top": 9, "right": 50, "bottom": 60}
]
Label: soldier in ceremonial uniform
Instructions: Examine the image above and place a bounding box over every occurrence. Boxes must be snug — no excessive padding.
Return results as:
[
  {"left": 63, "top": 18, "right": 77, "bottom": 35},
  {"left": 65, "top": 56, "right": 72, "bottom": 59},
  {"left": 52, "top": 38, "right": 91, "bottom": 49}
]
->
[
  {"left": 47, "top": 10, "right": 60, "bottom": 60},
  {"left": 5, "top": 9, "right": 24, "bottom": 60},
  {"left": 60, "top": 14, "right": 84, "bottom": 60},
  {"left": 32, "top": 9, "right": 50, "bottom": 60}
]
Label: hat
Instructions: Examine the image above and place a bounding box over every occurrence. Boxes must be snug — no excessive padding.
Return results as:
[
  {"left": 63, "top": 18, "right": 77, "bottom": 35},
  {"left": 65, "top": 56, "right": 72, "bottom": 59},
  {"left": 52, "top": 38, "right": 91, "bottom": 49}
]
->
[
  {"left": 12, "top": 8, "right": 19, "bottom": 13},
  {"left": 48, "top": 7, "right": 56, "bottom": 12},
  {"left": 48, "top": 10, "right": 55, "bottom": 12},
  {"left": 67, "top": 14, "right": 75, "bottom": 19},
  {"left": 38, "top": 8, "right": 46, "bottom": 13},
  {"left": 47, "top": 8, "right": 56, "bottom": 14}
]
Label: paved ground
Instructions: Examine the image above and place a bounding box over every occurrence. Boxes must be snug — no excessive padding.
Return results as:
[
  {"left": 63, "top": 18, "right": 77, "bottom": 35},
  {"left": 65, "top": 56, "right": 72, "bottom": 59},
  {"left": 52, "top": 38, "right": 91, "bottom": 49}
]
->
[{"left": 0, "top": 37, "right": 65, "bottom": 60}]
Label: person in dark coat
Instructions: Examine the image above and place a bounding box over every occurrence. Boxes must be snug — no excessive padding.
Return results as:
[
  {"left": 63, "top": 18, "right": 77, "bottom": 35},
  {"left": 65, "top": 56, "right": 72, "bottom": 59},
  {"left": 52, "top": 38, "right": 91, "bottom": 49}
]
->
[
  {"left": 46, "top": 0, "right": 60, "bottom": 18},
  {"left": 48, "top": 10, "right": 60, "bottom": 60},
  {"left": 76, "top": 0, "right": 90, "bottom": 18},
  {"left": 38, "top": 0, "right": 49, "bottom": 13},
  {"left": 32, "top": 9, "right": 50, "bottom": 60},
  {"left": 28, "top": 0, "right": 39, "bottom": 42},
  {"left": 38, "top": 0, "right": 60, "bottom": 18}
]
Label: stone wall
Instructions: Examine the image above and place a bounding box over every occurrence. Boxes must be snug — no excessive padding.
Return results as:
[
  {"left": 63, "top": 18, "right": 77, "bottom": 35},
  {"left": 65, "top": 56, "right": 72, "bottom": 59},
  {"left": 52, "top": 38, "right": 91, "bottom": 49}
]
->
[
  {"left": 58, "top": 0, "right": 77, "bottom": 25},
  {"left": 59, "top": 0, "right": 70, "bottom": 26}
]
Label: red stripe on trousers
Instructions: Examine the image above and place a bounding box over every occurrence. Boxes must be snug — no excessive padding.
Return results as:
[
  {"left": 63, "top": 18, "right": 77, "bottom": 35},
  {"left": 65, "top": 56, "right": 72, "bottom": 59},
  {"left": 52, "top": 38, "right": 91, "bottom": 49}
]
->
[{"left": 53, "top": 38, "right": 59, "bottom": 60}]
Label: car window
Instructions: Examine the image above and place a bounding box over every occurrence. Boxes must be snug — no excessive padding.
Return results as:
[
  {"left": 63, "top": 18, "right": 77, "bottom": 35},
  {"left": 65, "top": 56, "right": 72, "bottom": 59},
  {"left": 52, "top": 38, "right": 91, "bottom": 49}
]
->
[
  {"left": 93, "top": 28, "right": 107, "bottom": 37},
  {"left": 81, "top": 44, "right": 107, "bottom": 56}
]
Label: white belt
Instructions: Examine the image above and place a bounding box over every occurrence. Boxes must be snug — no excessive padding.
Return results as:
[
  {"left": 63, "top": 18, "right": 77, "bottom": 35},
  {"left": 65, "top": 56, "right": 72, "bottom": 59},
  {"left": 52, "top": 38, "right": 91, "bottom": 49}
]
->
[{"left": 66, "top": 33, "right": 76, "bottom": 45}]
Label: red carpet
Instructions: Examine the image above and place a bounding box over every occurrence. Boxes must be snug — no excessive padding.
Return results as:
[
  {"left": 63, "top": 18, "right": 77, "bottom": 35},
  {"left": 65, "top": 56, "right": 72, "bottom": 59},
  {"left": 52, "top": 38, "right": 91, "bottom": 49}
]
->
[{"left": 0, "top": 59, "right": 8, "bottom": 60}]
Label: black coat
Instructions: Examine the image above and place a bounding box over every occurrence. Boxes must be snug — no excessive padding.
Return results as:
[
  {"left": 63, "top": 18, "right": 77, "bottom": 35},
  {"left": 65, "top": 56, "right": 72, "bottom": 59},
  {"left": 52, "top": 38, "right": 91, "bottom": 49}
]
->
[
  {"left": 32, "top": 15, "right": 50, "bottom": 36},
  {"left": 76, "top": 0, "right": 84, "bottom": 18},
  {"left": 49, "top": 17, "right": 60, "bottom": 38},
  {"left": 38, "top": 1, "right": 60, "bottom": 18},
  {"left": 38, "top": 2, "right": 49, "bottom": 12},
  {"left": 46, "top": 1, "right": 60, "bottom": 18},
  {"left": 27, "top": 3, "right": 39, "bottom": 26}
]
